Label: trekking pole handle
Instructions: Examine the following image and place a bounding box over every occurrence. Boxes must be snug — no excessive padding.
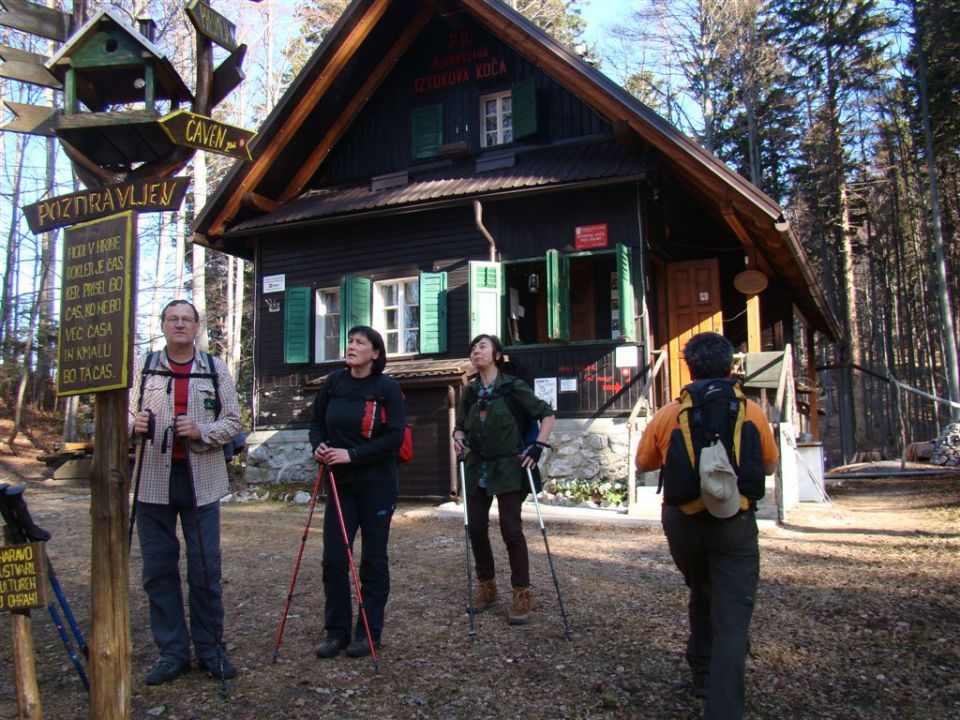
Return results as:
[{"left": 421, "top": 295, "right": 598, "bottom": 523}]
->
[{"left": 145, "top": 409, "right": 156, "bottom": 443}]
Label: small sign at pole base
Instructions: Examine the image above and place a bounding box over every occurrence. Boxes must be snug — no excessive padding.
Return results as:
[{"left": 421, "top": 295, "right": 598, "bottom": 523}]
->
[{"left": 0, "top": 542, "right": 48, "bottom": 612}]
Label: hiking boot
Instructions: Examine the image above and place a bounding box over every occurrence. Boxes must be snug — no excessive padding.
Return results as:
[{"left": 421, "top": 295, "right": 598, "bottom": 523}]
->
[
  {"left": 315, "top": 638, "right": 347, "bottom": 659},
  {"left": 472, "top": 578, "right": 498, "bottom": 611},
  {"left": 1, "top": 485, "right": 51, "bottom": 541},
  {"left": 198, "top": 653, "right": 237, "bottom": 680},
  {"left": 145, "top": 658, "right": 189, "bottom": 686},
  {"left": 508, "top": 586, "right": 532, "bottom": 625},
  {"left": 345, "top": 636, "right": 380, "bottom": 658}
]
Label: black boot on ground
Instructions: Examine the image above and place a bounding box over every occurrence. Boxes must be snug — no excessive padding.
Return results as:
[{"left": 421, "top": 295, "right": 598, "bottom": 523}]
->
[{"left": 2, "top": 485, "right": 52, "bottom": 541}]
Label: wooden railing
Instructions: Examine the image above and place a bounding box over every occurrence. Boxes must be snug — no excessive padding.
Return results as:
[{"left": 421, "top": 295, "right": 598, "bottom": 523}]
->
[{"left": 625, "top": 347, "right": 667, "bottom": 513}]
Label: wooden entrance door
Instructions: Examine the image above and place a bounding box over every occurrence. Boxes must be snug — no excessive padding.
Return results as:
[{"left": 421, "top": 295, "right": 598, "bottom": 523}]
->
[{"left": 666, "top": 259, "right": 723, "bottom": 398}]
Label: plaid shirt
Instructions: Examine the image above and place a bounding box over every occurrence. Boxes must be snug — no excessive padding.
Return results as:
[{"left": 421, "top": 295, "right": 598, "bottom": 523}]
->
[{"left": 128, "top": 349, "right": 242, "bottom": 506}]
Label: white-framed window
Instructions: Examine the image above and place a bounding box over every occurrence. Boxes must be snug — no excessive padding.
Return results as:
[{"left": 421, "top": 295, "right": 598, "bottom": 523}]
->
[
  {"left": 374, "top": 278, "right": 420, "bottom": 355},
  {"left": 314, "top": 287, "right": 341, "bottom": 362},
  {"left": 480, "top": 90, "right": 512, "bottom": 148}
]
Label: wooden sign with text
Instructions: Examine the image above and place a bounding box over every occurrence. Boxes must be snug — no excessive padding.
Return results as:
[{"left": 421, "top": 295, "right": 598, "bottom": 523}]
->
[
  {"left": 57, "top": 212, "right": 137, "bottom": 397},
  {"left": 185, "top": 0, "right": 237, "bottom": 52},
  {"left": 159, "top": 110, "right": 255, "bottom": 161},
  {"left": 0, "top": 542, "right": 47, "bottom": 612},
  {"left": 23, "top": 176, "right": 189, "bottom": 233}
]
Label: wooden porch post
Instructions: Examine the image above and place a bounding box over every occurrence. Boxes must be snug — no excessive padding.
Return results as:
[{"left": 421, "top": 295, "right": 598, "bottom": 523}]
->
[
  {"left": 89, "top": 389, "right": 131, "bottom": 720},
  {"left": 806, "top": 326, "right": 819, "bottom": 439},
  {"left": 746, "top": 294, "right": 761, "bottom": 353}
]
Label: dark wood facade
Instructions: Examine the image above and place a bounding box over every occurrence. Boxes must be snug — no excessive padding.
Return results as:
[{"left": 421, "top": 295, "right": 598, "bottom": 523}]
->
[{"left": 194, "top": 0, "right": 840, "bottom": 498}]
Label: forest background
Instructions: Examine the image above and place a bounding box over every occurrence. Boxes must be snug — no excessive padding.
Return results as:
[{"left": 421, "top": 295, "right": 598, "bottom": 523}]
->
[{"left": 1, "top": 0, "right": 958, "bottom": 462}]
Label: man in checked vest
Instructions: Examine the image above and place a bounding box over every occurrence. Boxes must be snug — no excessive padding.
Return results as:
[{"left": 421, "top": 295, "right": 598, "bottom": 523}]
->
[
  {"left": 636, "top": 332, "right": 778, "bottom": 720},
  {"left": 129, "top": 299, "right": 242, "bottom": 685}
]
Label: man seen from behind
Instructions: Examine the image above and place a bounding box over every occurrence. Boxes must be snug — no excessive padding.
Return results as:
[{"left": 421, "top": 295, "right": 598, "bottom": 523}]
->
[{"left": 636, "top": 332, "right": 778, "bottom": 719}]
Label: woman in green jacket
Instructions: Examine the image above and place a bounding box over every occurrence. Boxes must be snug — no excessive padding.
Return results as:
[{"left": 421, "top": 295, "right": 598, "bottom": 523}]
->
[{"left": 452, "top": 334, "right": 554, "bottom": 624}]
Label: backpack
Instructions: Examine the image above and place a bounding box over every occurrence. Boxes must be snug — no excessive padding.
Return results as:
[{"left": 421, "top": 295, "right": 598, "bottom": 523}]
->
[
  {"left": 462, "top": 376, "right": 543, "bottom": 491},
  {"left": 463, "top": 376, "right": 540, "bottom": 448},
  {"left": 139, "top": 350, "right": 246, "bottom": 461},
  {"left": 658, "top": 378, "right": 766, "bottom": 511},
  {"left": 325, "top": 369, "right": 413, "bottom": 463}
]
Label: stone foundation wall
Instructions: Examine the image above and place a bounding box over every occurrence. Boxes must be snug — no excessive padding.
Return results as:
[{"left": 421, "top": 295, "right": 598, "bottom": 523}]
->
[
  {"left": 241, "top": 418, "right": 637, "bottom": 489},
  {"left": 542, "top": 418, "right": 631, "bottom": 484}
]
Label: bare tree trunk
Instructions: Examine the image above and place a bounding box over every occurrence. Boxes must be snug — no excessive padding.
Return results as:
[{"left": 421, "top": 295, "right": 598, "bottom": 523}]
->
[
  {"left": 8, "top": 254, "right": 49, "bottom": 449},
  {"left": 1, "top": 135, "right": 26, "bottom": 367},
  {"left": 192, "top": 154, "right": 209, "bottom": 352},
  {"left": 231, "top": 257, "right": 244, "bottom": 377},
  {"left": 148, "top": 216, "right": 172, "bottom": 351},
  {"left": 914, "top": 10, "right": 960, "bottom": 419},
  {"left": 174, "top": 210, "right": 186, "bottom": 298}
]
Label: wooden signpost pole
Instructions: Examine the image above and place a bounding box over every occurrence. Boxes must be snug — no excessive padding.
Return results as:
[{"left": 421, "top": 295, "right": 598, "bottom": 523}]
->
[
  {"left": 89, "top": 389, "right": 131, "bottom": 720},
  {"left": 10, "top": 607, "right": 42, "bottom": 720},
  {"left": 58, "top": 212, "right": 137, "bottom": 720}
]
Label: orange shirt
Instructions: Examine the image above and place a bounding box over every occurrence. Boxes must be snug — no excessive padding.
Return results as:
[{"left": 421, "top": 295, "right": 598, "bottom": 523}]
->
[{"left": 636, "top": 397, "right": 779, "bottom": 471}]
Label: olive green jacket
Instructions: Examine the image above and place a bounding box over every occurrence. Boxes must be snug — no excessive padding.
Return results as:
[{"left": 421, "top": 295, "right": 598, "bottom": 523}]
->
[{"left": 455, "top": 373, "right": 554, "bottom": 496}]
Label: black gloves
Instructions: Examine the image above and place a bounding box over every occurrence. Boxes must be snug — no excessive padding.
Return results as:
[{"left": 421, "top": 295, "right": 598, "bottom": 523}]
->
[{"left": 521, "top": 441, "right": 551, "bottom": 465}]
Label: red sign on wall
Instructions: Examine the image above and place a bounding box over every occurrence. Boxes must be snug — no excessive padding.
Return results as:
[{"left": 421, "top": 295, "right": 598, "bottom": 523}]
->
[{"left": 575, "top": 223, "right": 608, "bottom": 249}]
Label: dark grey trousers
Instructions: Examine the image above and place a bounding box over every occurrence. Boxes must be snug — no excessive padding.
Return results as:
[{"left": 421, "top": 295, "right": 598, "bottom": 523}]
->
[{"left": 662, "top": 505, "right": 759, "bottom": 720}]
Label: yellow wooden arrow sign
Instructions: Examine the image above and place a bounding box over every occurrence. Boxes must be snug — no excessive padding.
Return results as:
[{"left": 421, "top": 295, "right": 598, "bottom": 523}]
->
[{"left": 158, "top": 109, "right": 255, "bottom": 161}]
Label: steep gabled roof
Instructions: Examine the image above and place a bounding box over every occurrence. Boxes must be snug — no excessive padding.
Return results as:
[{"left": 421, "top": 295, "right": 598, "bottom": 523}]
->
[{"left": 193, "top": 0, "right": 840, "bottom": 339}]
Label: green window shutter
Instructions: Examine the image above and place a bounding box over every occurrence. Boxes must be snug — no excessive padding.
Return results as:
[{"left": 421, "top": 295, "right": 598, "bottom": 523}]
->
[
  {"left": 546, "top": 249, "right": 569, "bottom": 341},
  {"left": 468, "top": 260, "right": 502, "bottom": 339},
  {"left": 419, "top": 271, "right": 448, "bottom": 354},
  {"left": 512, "top": 77, "right": 537, "bottom": 140},
  {"left": 411, "top": 104, "right": 443, "bottom": 159},
  {"left": 617, "top": 244, "right": 637, "bottom": 341},
  {"left": 339, "top": 276, "right": 371, "bottom": 355},
  {"left": 284, "top": 287, "right": 311, "bottom": 364}
]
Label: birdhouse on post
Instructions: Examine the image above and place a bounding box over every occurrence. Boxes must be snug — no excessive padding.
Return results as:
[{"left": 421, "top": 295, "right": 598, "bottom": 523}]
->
[{"left": 45, "top": 8, "right": 193, "bottom": 171}]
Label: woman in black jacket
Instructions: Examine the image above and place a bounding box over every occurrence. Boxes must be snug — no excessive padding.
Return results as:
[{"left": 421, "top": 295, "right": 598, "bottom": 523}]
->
[{"left": 309, "top": 326, "right": 406, "bottom": 659}]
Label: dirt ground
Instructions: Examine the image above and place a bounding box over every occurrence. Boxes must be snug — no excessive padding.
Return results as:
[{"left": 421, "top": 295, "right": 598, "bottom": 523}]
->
[{"left": 1, "top": 448, "right": 958, "bottom": 719}]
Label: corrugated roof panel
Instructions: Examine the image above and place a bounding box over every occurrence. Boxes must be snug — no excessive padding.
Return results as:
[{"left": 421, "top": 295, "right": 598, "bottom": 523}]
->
[{"left": 228, "top": 138, "right": 647, "bottom": 233}]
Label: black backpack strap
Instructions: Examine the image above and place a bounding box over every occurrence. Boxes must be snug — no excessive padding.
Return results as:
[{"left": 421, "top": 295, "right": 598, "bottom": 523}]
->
[
  {"left": 203, "top": 351, "right": 222, "bottom": 420},
  {"left": 137, "top": 350, "right": 160, "bottom": 412},
  {"left": 497, "top": 380, "right": 527, "bottom": 448}
]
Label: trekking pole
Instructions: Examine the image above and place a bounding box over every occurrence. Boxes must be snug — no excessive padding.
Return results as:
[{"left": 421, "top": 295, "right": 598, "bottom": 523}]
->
[
  {"left": 458, "top": 454, "right": 477, "bottom": 637},
  {"left": 325, "top": 467, "right": 379, "bottom": 671},
  {"left": 46, "top": 558, "right": 88, "bottom": 659},
  {"left": 47, "top": 594, "right": 89, "bottom": 689},
  {"left": 525, "top": 467, "right": 573, "bottom": 640},
  {"left": 178, "top": 422, "right": 229, "bottom": 695},
  {"left": 128, "top": 409, "right": 155, "bottom": 551},
  {"left": 272, "top": 463, "right": 325, "bottom": 663}
]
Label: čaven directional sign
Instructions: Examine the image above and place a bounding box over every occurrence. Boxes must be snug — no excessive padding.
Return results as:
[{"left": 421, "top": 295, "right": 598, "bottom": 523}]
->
[
  {"left": 158, "top": 109, "right": 254, "bottom": 161},
  {"left": 185, "top": 0, "right": 237, "bottom": 52},
  {"left": 23, "top": 176, "right": 189, "bottom": 233}
]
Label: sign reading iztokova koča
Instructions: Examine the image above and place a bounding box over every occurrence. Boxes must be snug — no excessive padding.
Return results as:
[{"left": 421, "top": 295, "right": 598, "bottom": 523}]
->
[
  {"left": 159, "top": 110, "right": 255, "bottom": 161},
  {"left": 22, "top": 176, "right": 189, "bottom": 234},
  {"left": 57, "top": 212, "right": 137, "bottom": 397}
]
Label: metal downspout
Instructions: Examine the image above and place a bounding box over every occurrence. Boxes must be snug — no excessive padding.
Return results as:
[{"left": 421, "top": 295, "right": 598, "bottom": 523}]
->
[{"left": 473, "top": 200, "right": 497, "bottom": 261}]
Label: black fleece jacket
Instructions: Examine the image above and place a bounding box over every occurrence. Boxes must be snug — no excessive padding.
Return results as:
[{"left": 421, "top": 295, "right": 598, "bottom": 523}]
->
[{"left": 308, "top": 368, "right": 406, "bottom": 485}]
